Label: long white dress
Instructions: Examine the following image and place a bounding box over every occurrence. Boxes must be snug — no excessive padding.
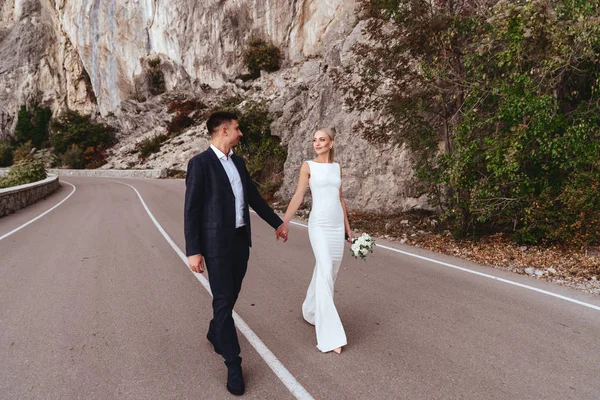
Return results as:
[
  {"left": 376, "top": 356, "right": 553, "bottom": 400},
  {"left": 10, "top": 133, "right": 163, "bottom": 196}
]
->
[{"left": 302, "top": 160, "right": 347, "bottom": 352}]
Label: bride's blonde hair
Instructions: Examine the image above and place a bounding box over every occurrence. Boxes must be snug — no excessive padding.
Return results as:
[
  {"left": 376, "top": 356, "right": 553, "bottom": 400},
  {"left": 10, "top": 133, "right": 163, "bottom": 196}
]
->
[{"left": 317, "top": 127, "right": 336, "bottom": 162}]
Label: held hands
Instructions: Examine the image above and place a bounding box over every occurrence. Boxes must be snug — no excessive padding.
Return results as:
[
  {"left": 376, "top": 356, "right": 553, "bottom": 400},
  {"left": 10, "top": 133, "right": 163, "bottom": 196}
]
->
[
  {"left": 275, "top": 223, "right": 289, "bottom": 242},
  {"left": 188, "top": 254, "right": 205, "bottom": 273}
]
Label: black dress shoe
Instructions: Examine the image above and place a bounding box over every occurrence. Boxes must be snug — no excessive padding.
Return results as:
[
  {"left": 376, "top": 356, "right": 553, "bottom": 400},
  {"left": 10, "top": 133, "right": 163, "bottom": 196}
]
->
[
  {"left": 226, "top": 364, "right": 245, "bottom": 396},
  {"left": 206, "top": 332, "right": 222, "bottom": 355}
]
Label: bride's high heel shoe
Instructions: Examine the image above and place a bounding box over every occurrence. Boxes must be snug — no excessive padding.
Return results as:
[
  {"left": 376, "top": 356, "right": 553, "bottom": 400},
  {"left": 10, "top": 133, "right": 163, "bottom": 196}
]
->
[{"left": 332, "top": 347, "right": 343, "bottom": 354}]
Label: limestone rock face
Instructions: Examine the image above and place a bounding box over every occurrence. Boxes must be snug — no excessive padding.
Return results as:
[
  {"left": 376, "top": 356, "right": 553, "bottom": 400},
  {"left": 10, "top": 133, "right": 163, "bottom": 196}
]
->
[
  {"left": 0, "top": 0, "right": 97, "bottom": 138},
  {"left": 50, "top": 0, "right": 355, "bottom": 115},
  {"left": 0, "top": 0, "right": 429, "bottom": 212}
]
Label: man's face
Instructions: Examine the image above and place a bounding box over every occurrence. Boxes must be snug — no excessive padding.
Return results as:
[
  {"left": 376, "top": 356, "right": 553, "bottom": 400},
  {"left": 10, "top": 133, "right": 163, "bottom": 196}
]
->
[{"left": 226, "top": 120, "right": 243, "bottom": 147}]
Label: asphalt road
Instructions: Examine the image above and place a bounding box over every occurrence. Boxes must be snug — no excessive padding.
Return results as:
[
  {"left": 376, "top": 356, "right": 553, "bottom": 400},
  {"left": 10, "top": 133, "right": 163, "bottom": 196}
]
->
[{"left": 1, "top": 177, "right": 599, "bottom": 399}]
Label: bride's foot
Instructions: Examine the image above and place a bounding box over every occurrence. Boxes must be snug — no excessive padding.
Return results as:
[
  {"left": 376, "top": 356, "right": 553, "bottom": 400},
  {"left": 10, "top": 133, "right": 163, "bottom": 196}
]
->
[{"left": 332, "top": 347, "right": 342, "bottom": 354}]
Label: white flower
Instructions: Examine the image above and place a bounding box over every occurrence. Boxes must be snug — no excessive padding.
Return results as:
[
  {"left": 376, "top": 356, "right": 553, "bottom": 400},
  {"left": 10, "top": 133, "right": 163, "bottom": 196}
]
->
[{"left": 349, "top": 232, "right": 376, "bottom": 260}]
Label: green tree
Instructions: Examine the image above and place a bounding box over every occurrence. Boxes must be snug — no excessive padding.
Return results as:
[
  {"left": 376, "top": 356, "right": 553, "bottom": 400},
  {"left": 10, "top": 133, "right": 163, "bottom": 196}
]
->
[
  {"left": 0, "top": 140, "right": 14, "bottom": 167},
  {"left": 14, "top": 104, "right": 52, "bottom": 149},
  {"left": 345, "top": 0, "right": 600, "bottom": 244},
  {"left": 449, "top": 0, "right": 600, "bottom": 244}
]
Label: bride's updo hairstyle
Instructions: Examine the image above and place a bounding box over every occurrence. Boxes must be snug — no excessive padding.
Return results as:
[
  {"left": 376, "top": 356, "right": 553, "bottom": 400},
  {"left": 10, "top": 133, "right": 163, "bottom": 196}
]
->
[{"left": 317, "top": 127, "right": 336, "bottom": 162}]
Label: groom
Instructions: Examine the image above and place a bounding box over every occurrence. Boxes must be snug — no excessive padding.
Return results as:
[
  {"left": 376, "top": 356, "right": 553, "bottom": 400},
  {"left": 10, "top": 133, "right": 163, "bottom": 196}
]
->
[{"left": 184, "top": 111, "right": 288, "bottom": 396}]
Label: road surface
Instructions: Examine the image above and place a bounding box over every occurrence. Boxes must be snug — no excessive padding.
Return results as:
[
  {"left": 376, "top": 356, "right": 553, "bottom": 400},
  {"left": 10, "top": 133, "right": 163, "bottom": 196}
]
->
[{"left": 1, "top": 177, "right": 599, "bottom": 399}]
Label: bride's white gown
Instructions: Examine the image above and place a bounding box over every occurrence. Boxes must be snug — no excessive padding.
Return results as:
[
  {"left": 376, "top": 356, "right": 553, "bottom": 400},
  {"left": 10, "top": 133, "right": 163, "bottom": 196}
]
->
[{"left": 302, "top": 160, "right": 347, "bottom": 352}]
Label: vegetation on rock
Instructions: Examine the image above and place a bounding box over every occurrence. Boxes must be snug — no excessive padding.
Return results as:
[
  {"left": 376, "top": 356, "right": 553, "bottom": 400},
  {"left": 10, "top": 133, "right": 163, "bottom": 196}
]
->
[
  {"left": 215, "top": 97, "right": 287, "bottom": 199},
  {"left": 50, "top": 110, "right": 117, "bottom": 169},
  {"left": 341, "top": 0, "right": 600, "bottom": 245},
  {"left": 242, "top": 38, "right": 282, "bottom": 80}
]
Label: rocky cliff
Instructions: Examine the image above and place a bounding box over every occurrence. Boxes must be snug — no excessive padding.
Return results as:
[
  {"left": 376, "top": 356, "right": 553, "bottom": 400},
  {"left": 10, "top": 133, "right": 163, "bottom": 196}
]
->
[{"left": 0, "top": 0, "right": 428, "bottom": 212}]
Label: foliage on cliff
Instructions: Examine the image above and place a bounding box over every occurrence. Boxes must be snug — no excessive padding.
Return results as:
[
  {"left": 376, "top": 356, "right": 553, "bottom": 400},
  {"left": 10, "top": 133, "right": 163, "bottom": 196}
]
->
[
  {"left": 216, "top": 97, "right": 287, "bottom": 199},
  {"left": 50, "top": 110, "right": 117, "bottom": 169},
  {"left": 242, "top": 38, "right": 282, "bottom": 80},
  {"left": 342, "top": 0, "right": 600, "bottom": 245}
]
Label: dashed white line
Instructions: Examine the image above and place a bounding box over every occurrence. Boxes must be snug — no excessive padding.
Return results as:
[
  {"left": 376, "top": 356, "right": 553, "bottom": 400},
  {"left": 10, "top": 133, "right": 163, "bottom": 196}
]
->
[
  {"left": 0, "top": 181, "right": 76, "bottom": 242},
  {"left": 112, "top": 180, "right": 314, "bottom": 400}
]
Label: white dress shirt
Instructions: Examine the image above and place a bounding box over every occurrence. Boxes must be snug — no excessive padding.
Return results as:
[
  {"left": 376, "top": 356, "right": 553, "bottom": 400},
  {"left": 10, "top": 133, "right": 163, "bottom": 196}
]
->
[{"left": 210, "top": 144, "right": 245, "bottom": 228}]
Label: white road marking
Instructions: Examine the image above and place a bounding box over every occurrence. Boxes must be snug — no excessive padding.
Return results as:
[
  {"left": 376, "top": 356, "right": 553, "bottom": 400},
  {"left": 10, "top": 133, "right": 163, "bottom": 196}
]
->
[
  {"left": 285, "top": 219, "right": 600, "bottom": 312},
  {"left": 112, "top": 180, "right": 314, "bottom": 400},
  {"left": 0, "top": 181, "right": 76, "bottom": 242}
]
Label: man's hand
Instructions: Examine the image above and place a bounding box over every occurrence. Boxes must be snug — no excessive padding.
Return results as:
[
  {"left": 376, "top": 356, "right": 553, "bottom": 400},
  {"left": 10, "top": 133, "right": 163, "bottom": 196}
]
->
[
  {"left": 188, "top": 254, "right": 205, "bottom": 273},
  {"left": 275, "top": 223, "right": 289, "bottom": 242}
]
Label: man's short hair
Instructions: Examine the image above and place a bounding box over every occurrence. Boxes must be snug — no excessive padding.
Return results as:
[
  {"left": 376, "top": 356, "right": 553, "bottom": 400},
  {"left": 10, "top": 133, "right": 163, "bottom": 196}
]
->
[{"left": 206, "top": 111, "right": 238, "bottom": 136}]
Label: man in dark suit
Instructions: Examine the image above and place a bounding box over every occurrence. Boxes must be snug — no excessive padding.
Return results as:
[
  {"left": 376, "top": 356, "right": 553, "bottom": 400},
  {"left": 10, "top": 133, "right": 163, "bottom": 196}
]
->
[{"left": 184, "top": 111, "right": 288, "bottom": 396}]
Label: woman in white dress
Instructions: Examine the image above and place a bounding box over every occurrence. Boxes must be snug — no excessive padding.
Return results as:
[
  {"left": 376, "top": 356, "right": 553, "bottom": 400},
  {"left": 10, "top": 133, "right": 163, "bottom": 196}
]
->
[{"left": 280, "top": 128, "right": 354, "bottom": 354}]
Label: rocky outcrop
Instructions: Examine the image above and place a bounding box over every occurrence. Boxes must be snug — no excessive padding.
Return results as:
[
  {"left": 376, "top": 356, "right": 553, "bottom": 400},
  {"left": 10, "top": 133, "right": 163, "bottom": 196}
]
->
[
  {"left": 51, "top": 0, "right": 356, "bottom": 115},
  {"left": 102, "top": 33, "right": 428, "bottom": 212},
  {"left": 0, "top": 0, "right": 98, "bottom": 138},
  {"left": 0, "top": 0, "right": 429, "bottom": 212}
]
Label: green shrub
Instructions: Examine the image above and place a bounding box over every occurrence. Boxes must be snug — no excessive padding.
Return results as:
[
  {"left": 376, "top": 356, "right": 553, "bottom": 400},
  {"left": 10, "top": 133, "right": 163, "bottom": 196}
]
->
[
  {"left": 0, "top": 159, "right": 46, "bottom": 188},
  {"left": 82, "top": 146, "right": 108, "bottom": 169},
  {"left": 216, "top": 98, "right": 287, "bottom": 199},
  {"left": 13, "top": 141, "right": 35, "bottom": 163},
  {"left": 348, "top": 0, "right": 600, "bottom": 245},
  {"left": 0, "top": 141, "right": 14, "bottom": 167},
  {"left": 167, "top": 99, "right": 206, "bottom": 115},
  {"left": 148, "top": 57, "right": 161, "bottom": 68},
  {"left": 148, "top": 70, "right": 166, "bottom": 95},
  {"left": 129, "top": 92, "right": 147, "bottom": 103},
  {"left": 138, "top": 134, "right": 167, "bottom": 159},
  {"left": 14, "top": 104, "right": 51, "bottom": 149},
  {"left": 13, "top": 141, "right": 35, "bottom": 162},
  {"left": 167, "top": 114, "right": 194, "bottom": 135},
  {"left": 165, "top": 99, "right": 207, "bottom": 135},
  {"left": 242, "top": 38, "right": 282, "bottom": 80},
  {"left": 165, "top": 168, "right": 186, "bottom": 179},
  {"left": 51, "top": 110, "right": 117, "bottom": 168},
  {"left": 61, "top": 144, "right": 86, "bottom": 169}
]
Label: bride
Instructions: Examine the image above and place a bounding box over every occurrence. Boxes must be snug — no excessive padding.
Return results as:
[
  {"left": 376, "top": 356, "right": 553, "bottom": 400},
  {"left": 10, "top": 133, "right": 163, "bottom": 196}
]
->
[{"left": 279, "top": 128, "right": 354, "bottom": 354}]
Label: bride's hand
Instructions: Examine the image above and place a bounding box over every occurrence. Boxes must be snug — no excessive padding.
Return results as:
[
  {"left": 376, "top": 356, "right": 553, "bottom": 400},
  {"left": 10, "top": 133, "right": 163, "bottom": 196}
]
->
[
  {"left": 346, "top": 228, "right": 354, "bottom": 243},
  {"left": 276, "top": 222, "right": 289, "bottom": 242}
]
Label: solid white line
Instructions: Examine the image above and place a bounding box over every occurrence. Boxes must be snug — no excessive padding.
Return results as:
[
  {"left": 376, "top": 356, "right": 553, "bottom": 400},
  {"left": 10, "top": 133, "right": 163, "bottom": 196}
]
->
[
  {"left": 0, "top": 181, "right": 76, "bottom": 242},
  {"left": 284, "top": 218, "right": 600, "bottom": 312},
  {"left": 112, "top": 181, "right": 314, "bottom": 400}
]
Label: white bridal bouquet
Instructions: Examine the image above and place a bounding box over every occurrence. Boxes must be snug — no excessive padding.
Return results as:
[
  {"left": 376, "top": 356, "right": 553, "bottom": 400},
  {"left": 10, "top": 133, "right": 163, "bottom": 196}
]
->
[{"left": 350, "top": 233, "right": 376, "bottom": 260}]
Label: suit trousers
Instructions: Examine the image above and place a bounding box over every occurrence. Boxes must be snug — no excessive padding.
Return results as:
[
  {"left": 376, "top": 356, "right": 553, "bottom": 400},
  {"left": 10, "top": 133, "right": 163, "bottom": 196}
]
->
[{"left": 205, "top": 227, "right": 250, "bottom": 366}]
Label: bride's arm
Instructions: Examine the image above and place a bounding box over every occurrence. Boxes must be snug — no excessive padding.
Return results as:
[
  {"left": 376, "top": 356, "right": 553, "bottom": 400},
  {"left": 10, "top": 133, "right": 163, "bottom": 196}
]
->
[
  {"left": 281, "top": 162, "right": 310, "bottom": 226},
  {"left": 339, "top": 165, "right": 354, "bottom": 241}
]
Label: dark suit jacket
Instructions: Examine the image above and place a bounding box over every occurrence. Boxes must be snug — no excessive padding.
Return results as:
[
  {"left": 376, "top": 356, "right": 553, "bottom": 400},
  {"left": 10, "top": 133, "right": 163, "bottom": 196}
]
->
[{"left": 184, "top": 147, "right": 283, "bottom": 258}]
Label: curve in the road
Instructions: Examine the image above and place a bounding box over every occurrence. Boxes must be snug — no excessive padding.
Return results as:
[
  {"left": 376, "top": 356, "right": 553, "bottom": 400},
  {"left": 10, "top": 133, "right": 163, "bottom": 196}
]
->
[
  {"left": 0, "top": 181, "right": 77, "bottom": 242},
  {"left": 110, "top": 180, "right": 314, "bottom": 400}
]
